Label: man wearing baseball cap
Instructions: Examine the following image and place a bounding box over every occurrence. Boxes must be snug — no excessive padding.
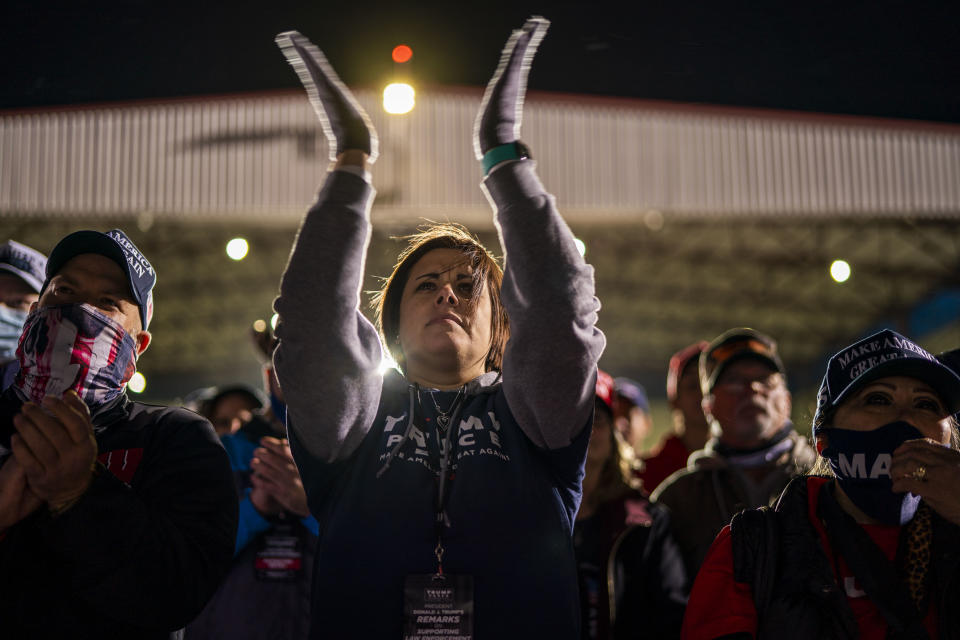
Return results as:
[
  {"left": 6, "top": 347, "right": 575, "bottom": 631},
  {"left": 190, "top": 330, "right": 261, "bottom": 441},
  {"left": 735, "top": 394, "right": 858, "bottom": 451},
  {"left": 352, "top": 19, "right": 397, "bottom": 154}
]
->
[
  {"left": 612, "top": 377, "right": 654, "bottom": 454},
  {"left": 684, "top": 329, "right": 960, "bottom": 638},
  {"left": 651, "top": 328, "right": 816, "bottom": 579},
  {"left": 0, "top": 240, "right": 47, "bottom": 390},
  {"left": 639, "top": 341, "right": 711, "bottom": 492},
  {"left": 0, "top": 229, "right": 237, "bottom": 639},
  {"left": 575, "top": 371, "right": 687, "bottom": 639}
]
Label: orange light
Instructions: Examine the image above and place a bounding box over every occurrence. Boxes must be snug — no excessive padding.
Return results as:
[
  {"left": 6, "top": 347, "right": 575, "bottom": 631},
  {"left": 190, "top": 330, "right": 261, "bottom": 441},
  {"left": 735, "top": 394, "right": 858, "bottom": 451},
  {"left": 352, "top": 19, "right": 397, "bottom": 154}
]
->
[{"left": 392, "top": 44, "right": 413, "bottom": 63}]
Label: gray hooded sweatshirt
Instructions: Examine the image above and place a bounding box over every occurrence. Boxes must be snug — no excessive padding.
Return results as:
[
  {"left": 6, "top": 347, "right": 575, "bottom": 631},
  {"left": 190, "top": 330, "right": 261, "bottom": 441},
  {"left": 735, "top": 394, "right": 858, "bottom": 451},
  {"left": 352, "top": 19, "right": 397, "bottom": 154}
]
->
[{"left": 274, "top": 160, "right": 605, "bottom": 639}]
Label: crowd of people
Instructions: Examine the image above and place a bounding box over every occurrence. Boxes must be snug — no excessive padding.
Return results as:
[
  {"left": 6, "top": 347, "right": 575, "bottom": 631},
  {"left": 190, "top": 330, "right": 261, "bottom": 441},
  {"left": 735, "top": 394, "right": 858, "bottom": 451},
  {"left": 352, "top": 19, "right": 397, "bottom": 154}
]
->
[{"left": 1, "top": 16, "right": 959, "bottom": 640}]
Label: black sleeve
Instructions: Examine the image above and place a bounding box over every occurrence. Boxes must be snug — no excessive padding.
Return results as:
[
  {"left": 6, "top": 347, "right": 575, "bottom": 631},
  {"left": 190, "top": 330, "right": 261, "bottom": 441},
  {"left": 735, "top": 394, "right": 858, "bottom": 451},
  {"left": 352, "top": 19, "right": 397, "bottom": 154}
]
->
[
  {"left": 613, "top": 504, "right": 689, "bottom": 640},
  {"left": 36, "top": 409, "right": 238, "bottom": 631}
]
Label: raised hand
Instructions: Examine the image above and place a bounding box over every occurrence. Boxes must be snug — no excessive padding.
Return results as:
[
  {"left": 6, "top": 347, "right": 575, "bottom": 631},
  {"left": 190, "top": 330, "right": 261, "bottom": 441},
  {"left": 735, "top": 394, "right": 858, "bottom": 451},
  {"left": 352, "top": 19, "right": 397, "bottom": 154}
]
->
[
  {"left": 11, "top": 391, "right": 98, "bottom": 514},
  {"left": 473, "top": 16, "right": 550, "bottom": 166},
  {"left": 250, "top": 323, "right": 278, "bottom": 364},
  {"left": 892, "top": 438, "right": 960, "bottom": 527},
  {"left": 276, "top": 30, "right": 379, "bottom": 163}
]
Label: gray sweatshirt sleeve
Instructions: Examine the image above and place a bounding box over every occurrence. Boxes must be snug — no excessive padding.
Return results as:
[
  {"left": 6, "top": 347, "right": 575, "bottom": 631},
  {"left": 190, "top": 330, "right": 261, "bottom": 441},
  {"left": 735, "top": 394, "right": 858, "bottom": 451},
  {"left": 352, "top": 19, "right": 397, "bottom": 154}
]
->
[
  {"left": 272, "top": 170, "right": 384, "bottom": 463},
  {"left": 481, "top": 160, "right": 606, "bottom": 450}
]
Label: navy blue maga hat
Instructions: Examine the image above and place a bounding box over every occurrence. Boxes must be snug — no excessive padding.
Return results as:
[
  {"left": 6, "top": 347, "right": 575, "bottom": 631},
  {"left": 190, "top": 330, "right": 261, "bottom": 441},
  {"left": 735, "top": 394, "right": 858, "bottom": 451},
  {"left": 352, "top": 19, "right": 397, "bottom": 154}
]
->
[
  {"left": 0, "top": 240, "right": 47, "bottom": 293},
  {"left": 938, "top": 348, "right": 960, "bottom": 379},
  {"left": 813, "top": 329, "right": 960, "bottom": 434},
  {"left": 939, "top": 348, "right": 960, "bottom": 420},
  {"left": 614, "top": 377, "right": 650, "bottom": 414},
  {"left": 43, "top": 229, "right": 155, "bottom": 330}
]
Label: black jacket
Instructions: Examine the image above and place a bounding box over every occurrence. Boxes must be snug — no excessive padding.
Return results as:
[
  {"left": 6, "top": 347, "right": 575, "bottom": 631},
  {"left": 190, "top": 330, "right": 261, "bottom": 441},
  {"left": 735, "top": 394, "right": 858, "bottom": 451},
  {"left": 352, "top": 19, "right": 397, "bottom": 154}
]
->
[
  {"left": 730, "top": 476, "right": 960, "bottom": 640},
  {"left": 608, "top": 499, "right": 689, "bottom": 639},
  {"left": 0, "top": 388, "right": 238, "bottom": 639},
  {"left": 185, "top": 416, "right": 316, "bottom": 640}
]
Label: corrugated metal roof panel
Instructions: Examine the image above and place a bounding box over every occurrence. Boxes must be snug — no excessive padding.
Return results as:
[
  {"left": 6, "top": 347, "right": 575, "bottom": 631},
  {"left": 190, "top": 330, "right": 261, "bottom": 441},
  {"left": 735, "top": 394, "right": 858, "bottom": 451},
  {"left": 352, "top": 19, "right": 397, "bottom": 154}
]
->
[{"left": 2, "top": 90, "right": 958, "bottom": 221}]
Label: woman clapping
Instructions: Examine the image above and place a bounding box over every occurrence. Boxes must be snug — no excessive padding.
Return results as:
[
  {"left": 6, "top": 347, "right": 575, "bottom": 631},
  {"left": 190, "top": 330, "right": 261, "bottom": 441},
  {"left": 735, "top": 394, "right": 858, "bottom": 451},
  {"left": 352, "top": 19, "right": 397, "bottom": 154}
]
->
[{"left": 272, "top": 18, "right": 604, "bottom": 640}]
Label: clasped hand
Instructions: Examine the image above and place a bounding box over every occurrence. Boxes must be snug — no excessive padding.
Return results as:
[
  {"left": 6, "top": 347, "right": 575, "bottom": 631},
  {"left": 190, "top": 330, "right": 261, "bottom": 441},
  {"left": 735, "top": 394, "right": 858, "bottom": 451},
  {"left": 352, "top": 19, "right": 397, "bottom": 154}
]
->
[
  {"left": 11, "top": 391, "right": 98, "bottom": 514},
  {"left": 250, "top": 436, "right": 310, "bottom": 518},
  {"left": 0, "top": 456, "right": 43, "bottom": 533}
]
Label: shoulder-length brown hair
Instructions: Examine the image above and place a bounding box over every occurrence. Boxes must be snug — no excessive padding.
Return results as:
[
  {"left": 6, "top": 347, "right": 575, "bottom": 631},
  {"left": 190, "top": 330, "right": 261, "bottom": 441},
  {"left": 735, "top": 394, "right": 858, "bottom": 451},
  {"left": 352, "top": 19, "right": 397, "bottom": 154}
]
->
[
  {"left": 591, "top": 403, "right": 644, "bottom": 503},
  {"left": 371, "top": 223, "right": 509, "bottom": 375}
]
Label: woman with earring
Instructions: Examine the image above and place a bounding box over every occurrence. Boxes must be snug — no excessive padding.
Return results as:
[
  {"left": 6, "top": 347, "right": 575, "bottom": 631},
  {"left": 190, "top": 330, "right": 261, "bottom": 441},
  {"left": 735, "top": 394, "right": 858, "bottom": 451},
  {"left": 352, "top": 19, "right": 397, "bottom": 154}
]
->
[{"left": 682, "top": 329, "right": 960, "bottom": 639}]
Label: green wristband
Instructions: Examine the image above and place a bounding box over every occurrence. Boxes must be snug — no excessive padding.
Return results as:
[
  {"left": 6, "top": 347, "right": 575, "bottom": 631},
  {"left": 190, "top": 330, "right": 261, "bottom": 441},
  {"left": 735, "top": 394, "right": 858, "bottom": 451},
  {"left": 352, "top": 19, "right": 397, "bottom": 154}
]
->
[{"left": 481, "top": 141, "right": 532, "bottom": 175}]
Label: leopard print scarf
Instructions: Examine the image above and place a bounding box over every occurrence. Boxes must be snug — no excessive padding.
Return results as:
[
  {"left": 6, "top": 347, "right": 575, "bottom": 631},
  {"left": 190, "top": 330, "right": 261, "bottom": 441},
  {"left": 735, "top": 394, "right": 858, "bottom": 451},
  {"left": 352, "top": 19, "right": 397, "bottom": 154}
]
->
[{"left": 900, "top": 501, "right": 933, "bottom": 615}]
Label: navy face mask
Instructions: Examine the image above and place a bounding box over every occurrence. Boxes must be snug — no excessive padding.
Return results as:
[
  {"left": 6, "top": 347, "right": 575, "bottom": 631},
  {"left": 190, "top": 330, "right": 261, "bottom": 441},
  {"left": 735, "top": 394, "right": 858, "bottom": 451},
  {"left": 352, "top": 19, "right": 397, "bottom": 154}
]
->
[{"left": 821, "top": 421, "right": 924, "bottom": 525}]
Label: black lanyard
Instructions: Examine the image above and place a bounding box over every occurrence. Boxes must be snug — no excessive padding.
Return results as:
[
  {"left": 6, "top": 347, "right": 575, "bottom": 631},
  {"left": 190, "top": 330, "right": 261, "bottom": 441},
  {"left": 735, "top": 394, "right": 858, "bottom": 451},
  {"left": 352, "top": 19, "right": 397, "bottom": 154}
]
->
[{"left": 416, "top": 384, "right": 467, "bottom": 575}]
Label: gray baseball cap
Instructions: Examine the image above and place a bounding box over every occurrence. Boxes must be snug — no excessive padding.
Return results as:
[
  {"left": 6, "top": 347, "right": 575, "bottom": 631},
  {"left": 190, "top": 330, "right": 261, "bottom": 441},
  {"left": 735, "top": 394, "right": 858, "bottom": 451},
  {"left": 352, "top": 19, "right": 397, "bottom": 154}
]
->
[{"left": 0, "top": 240, "right": 48, "bottom": 293}]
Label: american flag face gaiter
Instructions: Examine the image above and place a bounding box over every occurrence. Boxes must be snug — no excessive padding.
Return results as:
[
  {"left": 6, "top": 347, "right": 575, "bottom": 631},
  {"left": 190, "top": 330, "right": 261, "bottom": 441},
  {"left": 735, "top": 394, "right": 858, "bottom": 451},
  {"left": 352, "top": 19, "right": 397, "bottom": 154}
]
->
[{"left": 14, "top": 304, "right": 138, "bottom": 408}]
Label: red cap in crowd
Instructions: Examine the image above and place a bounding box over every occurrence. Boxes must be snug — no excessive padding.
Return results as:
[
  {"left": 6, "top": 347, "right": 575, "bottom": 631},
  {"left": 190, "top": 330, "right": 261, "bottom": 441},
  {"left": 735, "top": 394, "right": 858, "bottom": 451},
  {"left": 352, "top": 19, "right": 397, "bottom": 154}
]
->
[
  {"left": 666, "top": 341, "right": 708, "bottom": 403},
  {"left": 595, "top": 368, "right": 615, "bottom": 413}
]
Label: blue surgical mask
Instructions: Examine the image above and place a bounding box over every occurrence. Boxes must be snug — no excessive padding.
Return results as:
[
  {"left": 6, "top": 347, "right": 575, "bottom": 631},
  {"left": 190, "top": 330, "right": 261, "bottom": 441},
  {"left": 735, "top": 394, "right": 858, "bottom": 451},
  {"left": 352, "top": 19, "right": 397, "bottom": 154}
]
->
[
  {"left": 821, "top": 421, "right": 924, "bottom": 525},
  {"left": 0, "top": 305, "right": 29, "bottom": 360}
]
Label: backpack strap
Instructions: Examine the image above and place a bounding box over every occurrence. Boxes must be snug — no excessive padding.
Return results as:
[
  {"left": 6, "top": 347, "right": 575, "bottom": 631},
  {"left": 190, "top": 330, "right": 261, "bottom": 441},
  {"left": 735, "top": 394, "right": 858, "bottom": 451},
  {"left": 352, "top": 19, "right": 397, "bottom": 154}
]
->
[
  {"left": 816, "top": 480, "right": 930, "bottom": 640},
  {"left": 731, "top": 506, "right": 781, "bottom": 616}
]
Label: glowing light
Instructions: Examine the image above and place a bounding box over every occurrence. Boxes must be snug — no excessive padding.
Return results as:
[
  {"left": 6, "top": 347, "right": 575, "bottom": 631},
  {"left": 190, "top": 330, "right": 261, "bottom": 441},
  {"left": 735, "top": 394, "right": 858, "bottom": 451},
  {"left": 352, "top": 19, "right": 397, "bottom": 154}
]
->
[
  {"left": 270, "top": 313, "right": 279, "bottom": 330},
  {"left": 830, "top": 259, "right": 851, "bottom": 283},
  {"left": 378, "top": 353, "right": 399, "bottom": 376},
  {"left": 392, "top": 44, "right": 413, "bottom": 64},
  {"left": 137, "top": 210, "right": 155, "bottom": 232},
  {"left": 252, "top": 319, "right": 267, "bottom": 333},
  {"left": 383, "top": 83, "right": 415, "bottom": 115},
  {"left": 644, "top": 209, "right": 664, "bottom": 231},
  {"left": 226, "top": 238, "right": 249, "bottom": 261},
  {"left": 128, "top": 372, "right": 147, "bottom": 393},
  {"left": 573, "top": 238, "right": 586, "bottom": 257}
]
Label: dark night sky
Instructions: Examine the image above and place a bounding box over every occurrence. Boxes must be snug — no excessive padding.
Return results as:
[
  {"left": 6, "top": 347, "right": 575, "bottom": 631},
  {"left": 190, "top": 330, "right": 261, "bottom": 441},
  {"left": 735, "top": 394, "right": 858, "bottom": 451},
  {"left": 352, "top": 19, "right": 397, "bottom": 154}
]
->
[{"left": 2, "top": 0, "right": 958, "bottom": 123}]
